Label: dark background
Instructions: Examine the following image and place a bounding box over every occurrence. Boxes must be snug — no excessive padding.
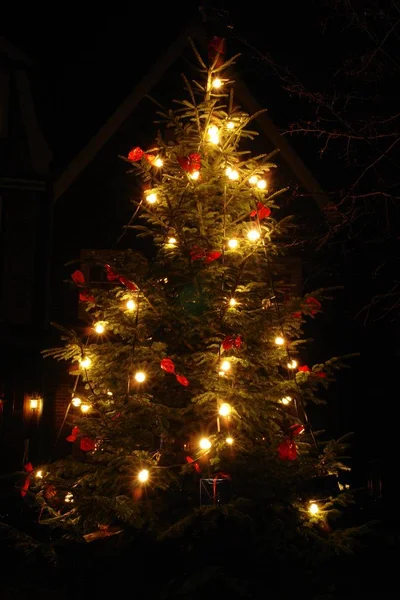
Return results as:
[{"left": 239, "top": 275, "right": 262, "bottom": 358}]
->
[{"left": 2, "top": 1, "right": 397, "bottom": 498}]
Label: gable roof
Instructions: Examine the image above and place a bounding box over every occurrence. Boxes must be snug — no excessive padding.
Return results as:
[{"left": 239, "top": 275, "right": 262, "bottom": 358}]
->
[{"left": 53, "top": 21, "right": 329, "bottom": 211}]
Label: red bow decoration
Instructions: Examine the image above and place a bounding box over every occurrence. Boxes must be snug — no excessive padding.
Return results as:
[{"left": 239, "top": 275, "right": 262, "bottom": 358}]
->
[
  {"left": 80, "top": 437, "right": 95, "bottom": 452},
  {"left": 298, "top": 365, "right": 310, "bottom": 373},
  {"left": 104, "top": 264, "right": 137, "bottom": 291},
  {"left": 190, "top": 246, "right": 222, "bottom": 264},
  {"left": 66, "top": 426, "right": 79, "bottom": 442},
  {"left": 277, "top": 423, "right": 304, "bottom": 461},
  {"left": 160, "top": 358, "right": 190, "bottom": 387},
  {"left": 127, "top": 146, "right": 144, "bottom": 162},
  {"left": 212, "top": 471, "right": 231, "bottom": 503},
  {"left": 293, "top": 297, "right": 321, "bottom": 319},
  {"left": 71, "top": 270, "right": 95, "bottom": 303},
  {"left": 21, "top": 462, "right": 34, "bottom": 497},
  {"left": 178, "top": 153, "right": 201, "bottom": 174},
  {"left": 297, "top": 365, "right": 327, "bottom": 378},
  {"left": 144, "top": 154, "right": 156, "bottom": 164},
  {"left": 186, "top": 456, "right": 201, "bottom": 473},
  {"left": 222, "top": 335, "right": 242, "bottom": 351},
  {"left": 250, "top": 202, "right": 271, "bottom": 220},
  {"left": 208, "top": 36, "right": 226, "bottom": 66}
]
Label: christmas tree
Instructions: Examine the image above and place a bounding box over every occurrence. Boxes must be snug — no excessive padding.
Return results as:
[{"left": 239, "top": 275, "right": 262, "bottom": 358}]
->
[{"left": 33, "top": 40, "right": 354, "bottom": 543}]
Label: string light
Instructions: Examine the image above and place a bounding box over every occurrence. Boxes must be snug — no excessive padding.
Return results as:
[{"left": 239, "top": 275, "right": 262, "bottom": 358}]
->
[
  {"left": 65, "top": 492, "right": 74, "bottom": 503},
  {"left": 275, "top": 336, "right": 285, "bottom": 346},
  {"left": 220, "top": 360, "right": 231, "bottom": 373},
  {"left": 106, "top": 390, "right": 113, "bottom": 396},
  {"left": 126, "top": 299, "right": 136, "bottom": 311},
  {"left": 249, "top": 175, "right": 258, "bottom": 185},
  {"left": 226, "top": 120, "right": 235, "bottom": 129},
  {"left": 281, "top": 396, "right": 292, "bottom": 405},
  {"left": 229, "top": 298, "right": 237, "bottom": 307},
  {"left": 226, "top": 437, "right": 234, "bottom": 445},
  {"left": 212, "top": 78, "right": 223, "bottom": 89},
  {"left": 79, "top": 356, "right": 91, "bottom": 369},
  {"left": 154, "top": 157, "right": 163, "bottom": 168},
  {"left": 226, "top": 166, "right": 239, "bottom": 181},
  {"left": 256, "top": 179, "right": 267, "bottom": 190},
  {"left": 247, "top": 229, "right": 260, "bottom": 242},
  {"left": 71, "top": 397, "right": 82, "bottom": 407},
  {"left": 287, "top": 359, "right": 298, "bottom": 370},
  {"left": 94, "top": 321, "right": 106, "bottom": 334},
  {"left": 189, "top": 170, "right": 200, "bottom": 180},
  {"left": 146, "top": 191, "right": 157, "bottom": 204},
  {"left": 35, "top": 470, "right": 43, "bottom": 479},
  {"left": 138, "top": 469, "right": 149, "bottom": 483},
  {"left": 80, "top": 403, "right": 91, "bottom": 413},
  {"left": 167, "top": 237, "right": 177, "bottom": 246},
  {"left": 308, "top": 502, "right": 319, "bottom": 515},
  {"left": 199, "top": 437, "right": 211, "bottom": 450},
  {"left": 227, "top": 238, "right": 238, "bottom": 249},
  {"left": 219, "top": 403, "right": 232, "bottom": 417},
  {"left": 207, "top": 125, "right": 220, "bottom": 145},
  {"left": 134, "top": 371, "right": 146, "bottom": 383}
]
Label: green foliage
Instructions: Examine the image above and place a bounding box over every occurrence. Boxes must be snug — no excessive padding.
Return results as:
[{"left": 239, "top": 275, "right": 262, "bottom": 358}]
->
[{"left": 35, "top": 46, "right": 359, "bottom": 550}]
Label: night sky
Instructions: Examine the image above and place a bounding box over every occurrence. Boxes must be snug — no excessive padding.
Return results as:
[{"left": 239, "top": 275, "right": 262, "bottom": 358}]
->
[{"left": 3, "top": 1, "right": 398, "bottom": 491}]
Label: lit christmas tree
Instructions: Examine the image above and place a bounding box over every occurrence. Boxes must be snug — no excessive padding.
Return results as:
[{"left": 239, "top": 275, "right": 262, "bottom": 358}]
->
[{"left": 33, "top": 41, "right": 353, "bottom": 541}]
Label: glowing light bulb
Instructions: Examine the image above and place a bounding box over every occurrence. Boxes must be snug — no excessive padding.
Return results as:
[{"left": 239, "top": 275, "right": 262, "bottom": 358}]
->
[
  {"left": 229, "top": 298, "right": 237, "bottom": 307},
  {"left": 220, "top": 360, "right": 231, "bottom": 373},
  {"left": 35, "top": 470, "right": 43, "bottom": 479},
  {"left": 287, "top": 359, "right": 298, "bottom": 370},
  {"left": 29, "top": 398, "right": 39, "bottom": 410},
  {"left": 275, "top": 336, "right": 285, "bottom": 346},
  {"left": 226, "top": 166, "right": 239, "bottom": 181},
  {"left": 71, "top": 396, "right": 82, "bottom": 407},
  {"left": 80, "top": 403, "right": 91, "bottom": 413},
  {"left": 212, "top": 78, "right": 223, "bottom": 89},
  {"left": 190, "top": 170, "right": 200, "bottom": 180},
  {"left": 281, "top": 396, "right": 292, "bottom": 405},
  {"left": 79, "top": 356, "right": 91, "bottom": 369},
  {"left": 226, "top": 120, "right": 235, "bottom": 129},
  {"left": 65, "top": 492, "right": 74, "bottom": 503},
  {"left": 134, "top": 371, "right": 146, "bottom": 383},
  {"left": 226, "top": 437, "right": 234, "bottom": 445},
  {"left": 94, "top": 321, "right": 105, "bottom": 334},
  {"left": 126, "top": 299, "right": 136, "bottom": 311},
  {"left": 249, "top": 175, "right": 258, "bottom": 185},
  {"left": 167, "top": 237, "right": 177, "bottom": 246},
  {"left": 146, "top": 192, "right": 157, "bottom": 204},
  {"left": 199, "top": 437, "right": 211, "bottom": 450},
  {"left": 207, "top": 125, "right": 220, "bottom": 144},
  {"left": 138, "top": 469, "right": 149, "bottom": 483},
  {"left": 227, "top": 238, "right": 238, "bottom": 249},
  {"left": 107, "top": 390, "right": 113, "bottom": 396},
  {"left": 257, "top": 179, "right": 267, "bottom": 190},
  {"left": 154, "top": 157, "right": 163, "bottom": 168},
  {"left": 247, "top": 229, "right": 260, "bottom": 242},
  {"left": 309, "top": 502, "right": 319, "bottom": 515},
  {"left": 219, "top": 403, "right": 232, "bottom": 417}
]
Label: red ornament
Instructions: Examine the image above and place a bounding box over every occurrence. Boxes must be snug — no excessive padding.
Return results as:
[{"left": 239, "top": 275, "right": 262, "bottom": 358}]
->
[
  {"left": 298, "top": 365, "right": 310, "bottom": 373},
  {"left": 80, "top": 437, "right": 95, "bottom": 452},
  {"left": 104, "top": 265, "right": 137, "bottom": 291},
  {"left": 79, "top": 290, "right": 95, "bottom": 303},
  {"left": 144, "top": 154, "right": 156, "bottom": 163},
  {"left": 21, "top": 462, "right": 34, "bottom": 497},
  {"left": 222, "top": 335, "right": 242, "bottom": 351},
  {"left": 306, "top": 297, "right": 321, "bottom": 315},
  {"left": 208, "top": 36, "right": 226, "bottom": 66},
  {"left": 160, "top": 358, "right": 176, "bottom": 374},
  {"left": 178, "top": 153, "right": 201, "bottom": 173},
  {"left": 250, "top": 202, "right": 271, "bottom": 220},
  {"left": 66, "top": 426, "right": 79, "bottom": 442},
  {"left": 118, "top": 276, "right": 138, "bottom": 291},
  {"left": 190, "top": 246, "right": 221, "bottom": 263},
  {"left": 186, "top": 456, "right": 201, "bottom": 473},
  {"left": 128, "top": 147, "right": 144, "bottom": 162},
  {"left": 204, "top": 250, "right": 222, "bottom": 264},
  {"left": 293, "top": 311, "right": 302, "bottom": 319},
  {"left": 176, "top": 374, "right": 189, "bottom": 387},
  {"left": 288, "top": 424, "right": 305, "bottom": 437},
  {"left": 105, "top": 264, "right": 120, "bottom": 281},
  {"left": 71, "top": 270, "right": 85, "bottom": 285},
  {"left": 277, "top": 439, "right": 297, "bottom": 461}
]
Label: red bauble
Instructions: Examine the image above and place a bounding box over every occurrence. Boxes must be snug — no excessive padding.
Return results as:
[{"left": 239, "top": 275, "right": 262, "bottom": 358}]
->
[
  {"left": 176, "top": 374, "right": 189, "bottom": 387},
  {"left": 160, "top": 358, "right": 176, "bottom": 374},
  {"left": 178, "top": 153, "right": 201, "bottom": 173},
  {"left": 298, "top": 365, "right": 310, "bottom": 372},
  {"left": 250, "top": 202, "right": 271, "bottom": 220},
  {"left": 80, "top": 437, "right": 95, "bottom": 452},
  {"left": 66, "top": 426, "right": 79, "bottom": 442},
  {"left": 204, "top": 250, "right": 222, "bottom": 264},
  {"left": 79, "top": 290, "right": 95, "bottom": 302},
  {"left": 71, "top": 270, "right": 85, "bottom": 285},
  {"left": 278, "top": 439, "right": 297, "bottom": 461}
]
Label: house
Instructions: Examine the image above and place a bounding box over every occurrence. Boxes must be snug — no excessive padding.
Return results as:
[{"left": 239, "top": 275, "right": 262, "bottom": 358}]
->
[{"left": 0, "top": 37, "right": 53, "bottom": 471}]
